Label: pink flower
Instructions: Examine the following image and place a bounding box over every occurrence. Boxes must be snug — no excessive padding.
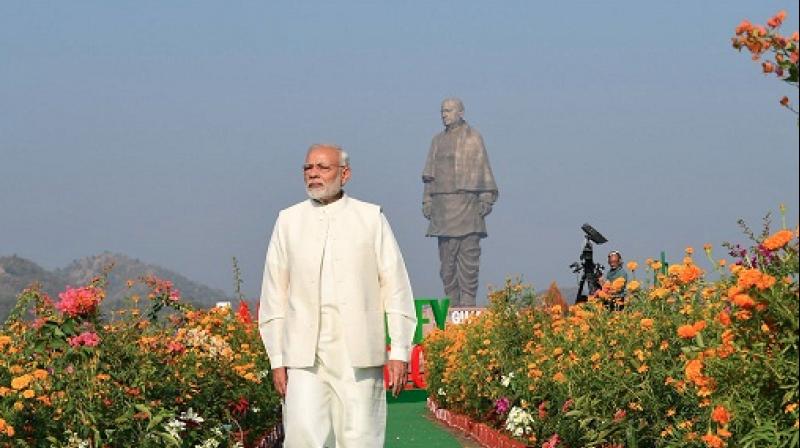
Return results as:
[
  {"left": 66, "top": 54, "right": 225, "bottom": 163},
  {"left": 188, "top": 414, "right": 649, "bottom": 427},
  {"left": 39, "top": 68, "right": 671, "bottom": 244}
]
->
[
  {"left": 142, "top": 275, "right": 182, "bottom": 302},
  {"left": 495, "top": 397, "right": 511, "bottom": 414},
  {"left": 561, "top": 398, "right": 574, "bottom": 413},
  {"left": 56, "top": 286, "right": 104, "bottom": 317},
  {"left": 538, "top": 401, "right": 549, "bottom": 419},
  {"left": 68, "top": 331, "right": 101, "bottom": 348},
  {"left": 614, "top": 408, "right": 627, "bottom": 422}
]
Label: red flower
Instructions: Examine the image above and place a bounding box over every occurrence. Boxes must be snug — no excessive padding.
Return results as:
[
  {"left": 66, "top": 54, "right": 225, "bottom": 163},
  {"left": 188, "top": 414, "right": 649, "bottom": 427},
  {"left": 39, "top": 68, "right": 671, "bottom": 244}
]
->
[{"left": 229, "top": 397, "right": 249, "bottom": 415}]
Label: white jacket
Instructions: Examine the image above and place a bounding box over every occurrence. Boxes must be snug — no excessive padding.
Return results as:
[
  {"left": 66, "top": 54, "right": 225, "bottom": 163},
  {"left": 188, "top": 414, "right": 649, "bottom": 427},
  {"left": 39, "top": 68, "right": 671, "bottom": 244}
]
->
[{"left": 258, "top": 195, "right": 417, "bottom": 368}]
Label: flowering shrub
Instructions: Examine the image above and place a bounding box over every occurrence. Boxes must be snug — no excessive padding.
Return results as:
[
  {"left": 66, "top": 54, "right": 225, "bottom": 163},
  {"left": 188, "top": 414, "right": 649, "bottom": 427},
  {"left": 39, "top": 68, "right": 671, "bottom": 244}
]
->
[
  {"left": 731, "top": 10, "right": 799, "bottom": 115},
  {"left": 425, "top": 218, "right": 799, "bottom": 447},
  {"left": 0, "top": 274, "right": 280, "bottom": 447}
]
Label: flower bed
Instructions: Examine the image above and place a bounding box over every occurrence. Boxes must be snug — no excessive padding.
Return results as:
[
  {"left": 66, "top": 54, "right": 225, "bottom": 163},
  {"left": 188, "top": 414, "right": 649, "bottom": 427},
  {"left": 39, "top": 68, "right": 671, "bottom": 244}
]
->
[
  {"left": 424, "top": 223, "right": 799, "bottom": 447},
  {"left": 0, "top": 275, "right": 281, "bottom": 447}
]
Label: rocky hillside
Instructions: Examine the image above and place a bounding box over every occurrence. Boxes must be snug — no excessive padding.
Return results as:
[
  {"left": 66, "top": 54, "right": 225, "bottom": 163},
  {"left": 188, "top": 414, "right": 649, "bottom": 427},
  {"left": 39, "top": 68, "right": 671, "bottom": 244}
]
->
[{"left": 1, "top": 253, "right": 228, "bottom": 321}]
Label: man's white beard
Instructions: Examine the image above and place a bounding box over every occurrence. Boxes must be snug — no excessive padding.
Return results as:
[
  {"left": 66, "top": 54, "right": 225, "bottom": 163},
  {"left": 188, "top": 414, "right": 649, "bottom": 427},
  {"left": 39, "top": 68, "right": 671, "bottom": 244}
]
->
[{"left": 306, "top": 174, "right": 342, "bottom": 202}]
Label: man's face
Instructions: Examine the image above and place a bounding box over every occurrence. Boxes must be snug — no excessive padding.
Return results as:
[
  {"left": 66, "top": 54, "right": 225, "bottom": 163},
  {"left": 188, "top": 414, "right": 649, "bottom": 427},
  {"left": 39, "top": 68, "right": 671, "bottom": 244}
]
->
[
  {"left": 608, "top": 254, "right": 621, "bottom": 269},
  {"left": 303, "top": 146, "right": 351, "bottom": 201},
  {"left": 441, "top": 101, "right": 463, "bottom": 127}
]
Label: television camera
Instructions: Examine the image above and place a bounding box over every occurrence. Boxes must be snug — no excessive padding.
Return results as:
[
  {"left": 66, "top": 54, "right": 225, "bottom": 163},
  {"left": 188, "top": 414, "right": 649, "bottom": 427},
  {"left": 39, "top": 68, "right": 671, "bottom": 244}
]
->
[{"left": 569, "top": 223, "right": 608, "bottom": 303}]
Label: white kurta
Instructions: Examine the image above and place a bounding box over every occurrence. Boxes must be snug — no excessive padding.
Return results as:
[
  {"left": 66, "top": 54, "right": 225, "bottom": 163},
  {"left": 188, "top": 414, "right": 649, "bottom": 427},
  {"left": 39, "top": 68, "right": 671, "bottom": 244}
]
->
[{"left": 260, "top": 195, "right": 414, "bottom": 447}]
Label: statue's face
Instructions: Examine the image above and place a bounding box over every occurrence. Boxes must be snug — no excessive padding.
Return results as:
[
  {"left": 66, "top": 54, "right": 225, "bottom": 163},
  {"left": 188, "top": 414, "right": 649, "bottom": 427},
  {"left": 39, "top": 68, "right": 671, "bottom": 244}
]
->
[
  {"left": 608, "top": 254, "right": 621, "bottom": 269},
  {"left": 303, "top": 146, "right": 350, "bottom": 201},
  {"left": 441, "top": 101, "right": 463, "bottom": 127}
]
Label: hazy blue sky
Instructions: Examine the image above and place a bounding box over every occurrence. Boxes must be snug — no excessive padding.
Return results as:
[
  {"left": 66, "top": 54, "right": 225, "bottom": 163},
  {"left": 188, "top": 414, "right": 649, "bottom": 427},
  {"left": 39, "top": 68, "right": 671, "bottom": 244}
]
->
[{"left": 2, "top": 1, "right": 798, "bottom": 303}]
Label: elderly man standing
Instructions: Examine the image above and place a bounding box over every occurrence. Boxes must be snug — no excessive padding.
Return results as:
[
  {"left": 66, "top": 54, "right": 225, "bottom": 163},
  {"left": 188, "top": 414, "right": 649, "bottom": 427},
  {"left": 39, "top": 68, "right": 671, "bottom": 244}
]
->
[
  {"left": 422, "top": 98, "right": 498, "bottom": 307},
  {"left": 259, "top": 143, "right": 417, "bottom": 447}
]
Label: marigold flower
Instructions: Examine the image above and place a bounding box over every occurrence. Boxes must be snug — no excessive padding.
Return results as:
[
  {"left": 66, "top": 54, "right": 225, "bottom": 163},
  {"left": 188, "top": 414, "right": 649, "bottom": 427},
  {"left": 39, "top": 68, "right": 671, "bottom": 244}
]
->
[
  {"left": 685, "top": 358, "right": 704, "bottom": 383},
  {"left": 692, "top": 320, "right": 707, "bottom": 332},
  {"left": 552, "top": 372, "right": 566, "bottom": 383},
  {"left": 10, "top": 374, "right": 32, "bottom": 390},
  {"left": 626, "top": 261, "right": 638, "bottom": 271},
  {"left": 627, "top": 280, "right": 640, "bottom": 292},
  {"left": 685, "top": 247, "right": 694, "bottom": 255},
  {"left": 780, "top": 96, "right": 790, "bottom": 106},
  {"left": 711, "top": 405, "right": 732, "bottom": 425},
  {"left": 716, "top": 427, "right": 732, "bottom": 438},
  {"left": 717, "top": 311, "right": 731, "bottom": 327},
  {"left": 762, "top": 229, "right": 794, "bottom": 250},
  {"left": 678, "top": 324, "right": 699, "bottom": 339},
  {"left": 701, "top": 433, "right": 725, "bottom": 448},
  {"left": 614, "top": 409, "right": 626, "bottom": 422},
  {"left": 22, "top": 389, "right": 35, "bottom": 399},
  {"left": 640, "top": 318, "right": 654, "bottom": 330},
  {"left": 786, "top": 403, "right": 799, "bottom": 413},
  {"left": 732, "top": 294, "right": 755, "bottom": 308}
]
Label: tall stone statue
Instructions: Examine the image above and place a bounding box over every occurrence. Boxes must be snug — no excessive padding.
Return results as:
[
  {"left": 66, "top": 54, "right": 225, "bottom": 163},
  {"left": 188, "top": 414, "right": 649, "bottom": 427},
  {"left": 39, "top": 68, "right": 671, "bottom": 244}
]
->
[{"left": 422, "top": 98, "right": 498, "bottom": 306}]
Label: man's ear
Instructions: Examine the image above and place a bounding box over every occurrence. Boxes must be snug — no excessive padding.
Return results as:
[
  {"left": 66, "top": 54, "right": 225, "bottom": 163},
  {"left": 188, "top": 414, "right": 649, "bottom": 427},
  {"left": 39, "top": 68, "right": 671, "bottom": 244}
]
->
[{"left": 341, "top": 166, "right": 352, "bottom": 185}]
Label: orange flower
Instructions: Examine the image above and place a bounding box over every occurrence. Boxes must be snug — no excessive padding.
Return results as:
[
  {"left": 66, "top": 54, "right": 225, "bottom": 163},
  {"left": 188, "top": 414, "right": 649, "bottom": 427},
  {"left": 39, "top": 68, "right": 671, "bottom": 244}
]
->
[
  {"left": 552, "top": 372, "right": 566, "bottom": 383},
  {"left": 716, "top": 427, "right": 732, "bottom": 438},
  {"left": 711, "top": 405, "right": 732, "bottom": 425},
  {"left": 685, "top": 247, "right": 694, "bottom": 255},
  {"left": 762, "top": 61, "right": 775, "bottom": 73},
  {"left": 678, "top": 324, "right": 698, "bottom": 339},
  {"left": 611, "top": 277, "right": 626, "bottom": 292},
  {"left": 717, "top": 311, "right": 731, "bottom": 327},
  {"left": 737, "top": 268, "right": 776, "bottom": 290},
  {"left": 627, "top": 261, "right": 638, "bottom": 271},
  {"left": 735, "top": 20, "right": 753, "bottom": 35},
  {"left": 640, "top": 318, "right": 654, "bottom": 330},
  {"left": 732, "top": 294, "right": 755, "bottom": 308},
  {"left": 692, "top": 320, "right": 706, "bottom": 332},
  {"left": 10, "top": 374, "right": 32, "bottom": 390},
  {"left": 685, "top": 358, "right": 704, "bottom": 383},
  {"left": 762, "top": 229, "right": 794, "bottom": 250},
  {"left": 627, "top": 280, "right": 640, "bottom": 292},
  {"left": 792, "top": 31, "right": 800, "bottom": 42},
  {"left": 767, "top": 10, "right": 787, "bottom": 28},
  {"left": 701, "top": 433, "right": 725, "bottom": 448},
  {"left": 780, "top": 96, "right": 790, "bottom": 106}
]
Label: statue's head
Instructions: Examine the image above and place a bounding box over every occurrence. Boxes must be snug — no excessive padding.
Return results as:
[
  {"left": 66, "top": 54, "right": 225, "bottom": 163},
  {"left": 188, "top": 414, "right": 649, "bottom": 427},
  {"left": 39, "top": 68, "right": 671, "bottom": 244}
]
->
[
  {"left": 303, "top": 143, "right": 351, "bottom": 203},
  {"left": 441, "top": 98, "right": 465, "bottom": 128}
]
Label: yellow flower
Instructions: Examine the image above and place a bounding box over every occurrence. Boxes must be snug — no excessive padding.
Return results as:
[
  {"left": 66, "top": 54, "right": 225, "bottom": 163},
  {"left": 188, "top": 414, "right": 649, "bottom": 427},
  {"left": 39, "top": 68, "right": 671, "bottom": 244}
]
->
[
  {"left": 627, "top": 280, "right": 640, "bottom": 292},
  {"left": 22, "top": 389, "right": 35, "bottom": 399},
  {"left": 552, "top": 372, "right": 566, "bottom": 383},
  {"left": 627, "top": 261, "right": 638, "bottom": 271}
]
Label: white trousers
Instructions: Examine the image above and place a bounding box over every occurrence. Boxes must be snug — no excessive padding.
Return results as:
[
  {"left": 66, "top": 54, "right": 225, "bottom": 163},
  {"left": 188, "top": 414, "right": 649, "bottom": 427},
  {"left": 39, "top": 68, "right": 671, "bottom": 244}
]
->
[{"left": 282, "top": 309, "right": 386, "bottom": 448}]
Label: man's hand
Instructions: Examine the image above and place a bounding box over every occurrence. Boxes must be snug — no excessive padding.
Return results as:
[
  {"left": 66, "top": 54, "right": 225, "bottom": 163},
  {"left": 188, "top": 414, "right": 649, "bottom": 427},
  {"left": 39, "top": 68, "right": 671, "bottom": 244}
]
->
[
  {"left": 272, "top": 367, "right": 288, "bottom": 398},
  {"left": 386, "top": 360, "right": 408, "bottom": 397}
]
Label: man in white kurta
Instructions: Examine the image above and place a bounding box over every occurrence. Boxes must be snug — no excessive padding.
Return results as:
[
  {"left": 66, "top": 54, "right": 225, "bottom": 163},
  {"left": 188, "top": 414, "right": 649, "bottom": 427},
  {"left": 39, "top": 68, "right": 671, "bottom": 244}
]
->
[{"left": 258, "top": 144, "right": 417, "bottom": 447}]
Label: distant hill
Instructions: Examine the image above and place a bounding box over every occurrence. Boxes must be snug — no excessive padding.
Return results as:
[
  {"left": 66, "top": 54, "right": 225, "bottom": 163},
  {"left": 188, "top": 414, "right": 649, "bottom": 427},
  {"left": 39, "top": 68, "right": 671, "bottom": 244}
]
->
[{"left": 0, "top": 253, "right": 228, "bottom": 322}]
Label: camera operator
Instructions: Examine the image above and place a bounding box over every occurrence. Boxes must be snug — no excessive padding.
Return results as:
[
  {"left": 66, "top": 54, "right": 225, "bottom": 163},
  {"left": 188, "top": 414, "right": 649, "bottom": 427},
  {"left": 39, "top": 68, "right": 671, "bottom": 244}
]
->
[{"left": 600, "top": 250, "right": 628, "bottom": 310}]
